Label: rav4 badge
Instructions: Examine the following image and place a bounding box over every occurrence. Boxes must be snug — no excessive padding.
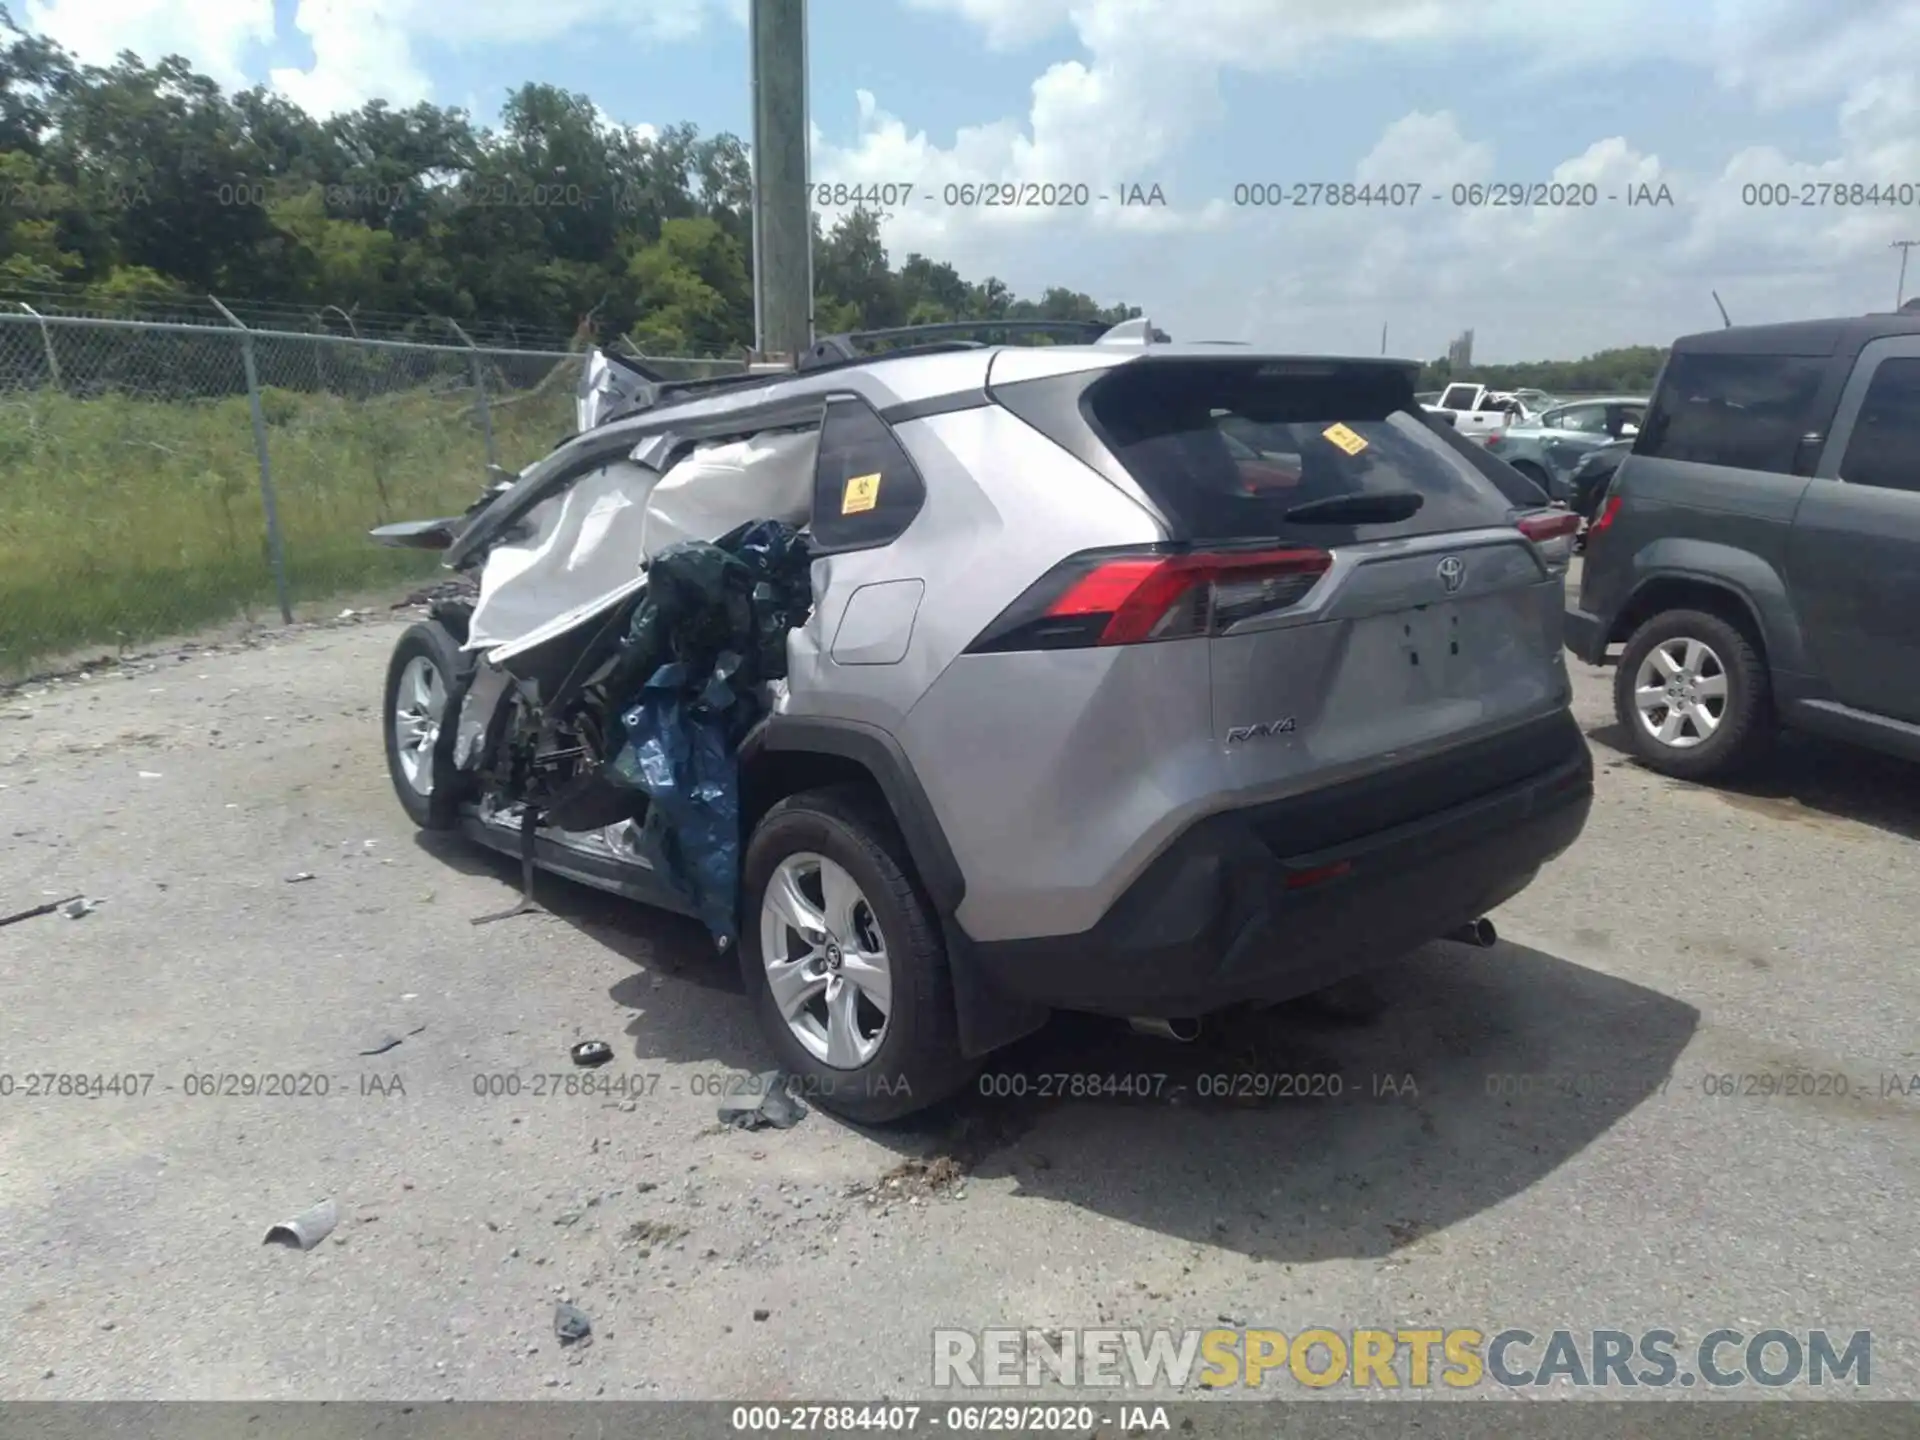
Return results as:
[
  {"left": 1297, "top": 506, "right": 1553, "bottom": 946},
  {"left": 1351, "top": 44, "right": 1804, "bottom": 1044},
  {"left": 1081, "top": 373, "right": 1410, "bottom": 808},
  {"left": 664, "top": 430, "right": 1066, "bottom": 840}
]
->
[{"left": 1226, "top": 717, "right": 1297, "bottom": 743}]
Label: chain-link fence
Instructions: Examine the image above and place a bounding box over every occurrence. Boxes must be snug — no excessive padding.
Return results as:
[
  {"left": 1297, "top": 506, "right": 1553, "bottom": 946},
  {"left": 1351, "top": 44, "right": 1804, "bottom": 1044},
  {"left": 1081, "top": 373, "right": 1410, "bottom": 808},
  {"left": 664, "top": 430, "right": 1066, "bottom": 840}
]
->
[{"left": 0, "top": 310, "right": 748, "bottom": 679}]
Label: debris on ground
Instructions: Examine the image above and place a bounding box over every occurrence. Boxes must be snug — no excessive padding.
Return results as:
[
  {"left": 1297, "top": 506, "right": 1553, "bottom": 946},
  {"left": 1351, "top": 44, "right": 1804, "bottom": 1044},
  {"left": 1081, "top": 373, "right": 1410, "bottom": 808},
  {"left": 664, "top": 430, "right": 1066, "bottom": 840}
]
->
[
  {"left": 624, "top": 1219, "right": 688, "bottom": 1248},
  {"left": 554, "top": 1301, "right": 593, "bottom": 1346},
  {"left": 753, "top": 1308, "right": 771, "bottom": 1322},
  {"left": 285, "top": 872, "right": 316, "bottom": 884},
  {"left": 264, "top": 1198, "right": 339, "bottom": 1251},
  {"left": 60, "top": 897, "right": 97, "bottom": 920},
  {"left": 860, "top": 1156, "right": 966, "bottom": 1205},
  {"left": 570, "top": 1040, "right": 613, "bottom": 1068},
  {"left": 0, "top": 894, "right": 84, "bottom": 929},
  {"left": 716, "top": 1070, "right": 808, "bottom": 1131},
  {"left": 358, "top": 1023, "right": 427, "bottom": 1056}
]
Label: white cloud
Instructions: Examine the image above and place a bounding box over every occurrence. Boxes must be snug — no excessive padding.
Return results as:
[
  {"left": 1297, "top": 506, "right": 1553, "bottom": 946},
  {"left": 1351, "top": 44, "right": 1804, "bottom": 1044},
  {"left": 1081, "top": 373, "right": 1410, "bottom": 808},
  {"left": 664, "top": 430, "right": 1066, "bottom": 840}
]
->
[
  {"left": 593, "top": 105, "right": 661, "bottom": 145},
  {"left": 901, "top": 0, "right": 1078, "bottom": 50},
  {"left": 270, "top": 0, "right": 432, "bottom": 115},
  {"left": 25, "top": 0, "right": 274, "bottom": 89},
  {"left": 810, "top": 0, "right": 1920, "bottom": 358},
  {"left": 25, "top": 0, "right": 744, "bottom": 116}
]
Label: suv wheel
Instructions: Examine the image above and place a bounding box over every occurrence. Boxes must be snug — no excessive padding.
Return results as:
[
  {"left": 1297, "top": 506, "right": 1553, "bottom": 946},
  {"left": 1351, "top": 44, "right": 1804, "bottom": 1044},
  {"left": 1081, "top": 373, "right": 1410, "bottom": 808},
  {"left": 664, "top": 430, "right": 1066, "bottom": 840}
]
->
[
  {"left": 740, "top": 788, "right": 973, "bottom": 1123},
  {"left": 1613, "top": 609, "right": 1771, "bottom": 780},
  {"left": 383, "top": 621, "right": 465, "bottom": 829}
]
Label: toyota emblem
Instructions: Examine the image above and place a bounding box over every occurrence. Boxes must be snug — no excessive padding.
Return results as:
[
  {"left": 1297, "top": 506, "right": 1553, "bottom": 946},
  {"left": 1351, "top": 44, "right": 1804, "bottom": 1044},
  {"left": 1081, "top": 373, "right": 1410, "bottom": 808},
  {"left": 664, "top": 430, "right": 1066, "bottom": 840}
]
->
[{"left": 1437, "top": 556, "right": 1465, "bottom": 593}]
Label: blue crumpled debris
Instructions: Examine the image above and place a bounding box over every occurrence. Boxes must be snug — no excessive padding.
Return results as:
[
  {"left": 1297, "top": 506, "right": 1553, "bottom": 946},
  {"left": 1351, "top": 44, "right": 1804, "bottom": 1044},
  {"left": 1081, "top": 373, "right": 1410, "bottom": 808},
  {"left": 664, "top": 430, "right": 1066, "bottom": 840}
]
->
[{"left": 604, "top": 520, "right": 812, "bottom": 945}]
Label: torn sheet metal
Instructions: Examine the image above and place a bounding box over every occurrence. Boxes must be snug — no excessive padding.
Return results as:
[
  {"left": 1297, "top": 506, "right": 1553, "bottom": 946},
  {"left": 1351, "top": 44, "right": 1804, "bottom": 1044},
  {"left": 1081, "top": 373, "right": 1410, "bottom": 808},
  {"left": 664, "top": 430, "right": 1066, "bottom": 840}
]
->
[{"left": 576, "top": 348, "right": 658, "bottom": 432}]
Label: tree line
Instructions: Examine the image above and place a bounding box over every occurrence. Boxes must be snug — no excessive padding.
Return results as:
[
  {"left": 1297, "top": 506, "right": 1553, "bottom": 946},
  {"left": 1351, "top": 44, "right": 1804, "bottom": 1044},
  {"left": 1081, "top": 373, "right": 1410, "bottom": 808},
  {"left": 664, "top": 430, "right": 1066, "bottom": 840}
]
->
[
  {"left": 0, "top": 10, "right": 1667, "bottom": 382},
  {"left": 1417, "top": 346, "right": 1668, "bottom": 395},
  {"left": 0, "top": 12, "right": 1136, "bottom": 353}
]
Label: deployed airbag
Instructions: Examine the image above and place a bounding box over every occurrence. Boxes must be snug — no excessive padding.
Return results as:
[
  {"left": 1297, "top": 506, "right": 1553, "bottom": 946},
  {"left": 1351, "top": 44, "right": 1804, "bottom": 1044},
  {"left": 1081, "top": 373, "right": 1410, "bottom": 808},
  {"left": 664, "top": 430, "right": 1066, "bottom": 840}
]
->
[
  {"left": 639, "top": 431, "right": 817, "bottom": 559},
  {"left": 466, "top": 460, "right": 662, "bottom": 652}
]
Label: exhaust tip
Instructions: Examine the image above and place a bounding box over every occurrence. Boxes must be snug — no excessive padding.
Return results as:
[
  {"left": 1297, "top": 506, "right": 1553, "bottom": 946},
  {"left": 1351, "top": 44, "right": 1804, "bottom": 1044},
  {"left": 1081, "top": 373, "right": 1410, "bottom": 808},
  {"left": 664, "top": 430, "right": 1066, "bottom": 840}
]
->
[
  {"left": 1448, "top": 918, "right": 1498, "bottom": 948},
  {"left": 1129, "top": 1016, "right": 1202, "bottom": 1042}
]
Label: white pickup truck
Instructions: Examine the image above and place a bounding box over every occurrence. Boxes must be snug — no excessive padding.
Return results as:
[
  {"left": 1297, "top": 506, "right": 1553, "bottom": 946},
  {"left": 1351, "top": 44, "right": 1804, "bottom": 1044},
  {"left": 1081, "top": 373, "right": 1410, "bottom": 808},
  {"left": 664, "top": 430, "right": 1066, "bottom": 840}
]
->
[{"left": 1424, "top": 382, "right": 1533, "bottom": 440}]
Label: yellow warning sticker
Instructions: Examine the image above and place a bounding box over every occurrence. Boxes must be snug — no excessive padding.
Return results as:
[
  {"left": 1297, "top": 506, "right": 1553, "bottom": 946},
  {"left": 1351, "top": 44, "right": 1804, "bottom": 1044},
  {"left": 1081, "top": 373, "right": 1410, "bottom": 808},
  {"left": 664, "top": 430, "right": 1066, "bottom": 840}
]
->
[
  {"left": 842, "top": 472, "right": 882, "bottom": 514},
  {"left": 1321, "top": 423, "right": 1369, "bottom": 456}
]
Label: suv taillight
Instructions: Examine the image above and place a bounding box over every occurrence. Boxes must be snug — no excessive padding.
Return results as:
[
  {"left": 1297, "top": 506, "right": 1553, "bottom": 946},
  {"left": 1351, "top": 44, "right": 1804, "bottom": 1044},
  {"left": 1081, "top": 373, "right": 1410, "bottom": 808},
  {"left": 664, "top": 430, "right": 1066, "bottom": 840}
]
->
[
  {"left": 967, "top": 546, "right": 1333, "bottom": 653},
  {"left": 1516, "top": 510, "right": 1581, "bottom": 545},
  {"left": 1587, "top": 495, "right": 1622, "bottom": 539}
]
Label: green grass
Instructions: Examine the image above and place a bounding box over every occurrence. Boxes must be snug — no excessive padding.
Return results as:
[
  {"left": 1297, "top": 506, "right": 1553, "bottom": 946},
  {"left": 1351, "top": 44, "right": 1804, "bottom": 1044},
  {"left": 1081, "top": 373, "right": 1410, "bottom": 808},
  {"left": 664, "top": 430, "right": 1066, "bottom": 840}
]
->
[{"left": 0, "top": 381, "right": 577, "bottom": 677}]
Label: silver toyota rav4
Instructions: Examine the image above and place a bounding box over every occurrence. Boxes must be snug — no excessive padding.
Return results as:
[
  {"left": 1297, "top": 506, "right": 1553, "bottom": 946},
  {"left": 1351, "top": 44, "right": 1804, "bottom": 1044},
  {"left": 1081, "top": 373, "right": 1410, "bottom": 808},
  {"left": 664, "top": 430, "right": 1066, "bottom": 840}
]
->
[{"left": 375, "top": 320, "right": 1592, "bottom": 1121}]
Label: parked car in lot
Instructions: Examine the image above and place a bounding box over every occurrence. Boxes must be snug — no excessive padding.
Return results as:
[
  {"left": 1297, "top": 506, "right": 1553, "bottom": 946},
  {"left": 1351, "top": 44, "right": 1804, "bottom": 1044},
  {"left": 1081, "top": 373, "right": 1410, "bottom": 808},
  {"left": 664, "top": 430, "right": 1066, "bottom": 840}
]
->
[
  {"left": 1484, "top": 395, "right": 1648, "bottom": 502},
  {"left": 1567, "top": 310, "right": 1920, "bottom": 779},
  {"left": 1425, "top": 382, "right": 1533, "bottom": 440},
  {"left": 376, "top": 321, "right": 1593, "bottom": 1120}
]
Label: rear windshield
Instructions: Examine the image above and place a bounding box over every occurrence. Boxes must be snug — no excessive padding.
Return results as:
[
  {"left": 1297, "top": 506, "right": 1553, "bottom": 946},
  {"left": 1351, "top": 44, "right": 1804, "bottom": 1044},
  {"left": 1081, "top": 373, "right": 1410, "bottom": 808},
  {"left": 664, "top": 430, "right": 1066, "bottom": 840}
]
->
[{"left": 1082, "top": 360, "right": 1519, "bottom": 543}]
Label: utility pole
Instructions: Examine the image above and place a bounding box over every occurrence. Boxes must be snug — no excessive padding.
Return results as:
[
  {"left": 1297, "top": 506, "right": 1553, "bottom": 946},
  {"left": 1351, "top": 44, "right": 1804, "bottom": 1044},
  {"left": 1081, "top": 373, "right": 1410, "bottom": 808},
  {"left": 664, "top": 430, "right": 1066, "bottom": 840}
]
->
[
  {"left": 1380, "top": 322, "right": 1388, "bottom": 356},
  {"left": 1892, "top": 240, "right": 1919, "bottom": 309},
  {"left": 750, "top": 0, "right": 812, "bottom": 361}
]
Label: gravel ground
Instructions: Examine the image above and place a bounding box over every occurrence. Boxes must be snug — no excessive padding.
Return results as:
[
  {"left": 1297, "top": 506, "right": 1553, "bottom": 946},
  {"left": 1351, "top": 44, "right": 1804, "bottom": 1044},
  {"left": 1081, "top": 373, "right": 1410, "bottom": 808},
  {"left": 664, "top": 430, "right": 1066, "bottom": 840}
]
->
[{"left": 1, "top": 603, "right": 1915, "bottom": 1402}]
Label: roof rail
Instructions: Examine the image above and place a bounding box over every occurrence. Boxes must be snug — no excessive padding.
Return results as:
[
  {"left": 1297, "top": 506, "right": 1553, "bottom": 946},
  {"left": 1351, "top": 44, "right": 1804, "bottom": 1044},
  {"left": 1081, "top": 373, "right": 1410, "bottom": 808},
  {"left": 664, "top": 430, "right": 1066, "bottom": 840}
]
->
[{"left": 796, "top": 319, "right": 1118, "bottom": 372}]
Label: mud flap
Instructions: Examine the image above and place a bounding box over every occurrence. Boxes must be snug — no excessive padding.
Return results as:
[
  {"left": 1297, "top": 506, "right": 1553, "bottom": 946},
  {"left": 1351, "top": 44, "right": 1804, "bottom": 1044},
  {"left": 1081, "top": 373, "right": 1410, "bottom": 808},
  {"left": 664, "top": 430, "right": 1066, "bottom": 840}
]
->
[{"left": 942, "top": 916, "right": 1050, "bottom": 1058}]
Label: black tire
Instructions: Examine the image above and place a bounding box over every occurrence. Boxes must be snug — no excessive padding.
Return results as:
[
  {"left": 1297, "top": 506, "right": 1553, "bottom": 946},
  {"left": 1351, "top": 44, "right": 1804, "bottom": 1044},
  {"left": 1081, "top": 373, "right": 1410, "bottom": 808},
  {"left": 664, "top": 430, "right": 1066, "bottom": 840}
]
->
[
  {"left": 739, "top": 787, "right": 972, "bottom": 1123},
  {"left": 1613, "top": 608, "right": 1772, "bottom": 781},
  {"left": 382, "top": 621, "right": 466, "bottom": 829}
]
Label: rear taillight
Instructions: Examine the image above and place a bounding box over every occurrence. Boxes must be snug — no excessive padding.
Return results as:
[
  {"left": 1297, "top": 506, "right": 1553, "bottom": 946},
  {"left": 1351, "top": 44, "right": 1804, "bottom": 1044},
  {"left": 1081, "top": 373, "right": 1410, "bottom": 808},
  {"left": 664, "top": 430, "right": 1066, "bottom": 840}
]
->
[
  {"left": 967, "top": 546, "right": 1333, "bottom": 653},
  {"left": 1517, "top": 510, "right": 1581, "bottom": 545},
  {"left": 1587, "top": 495, "right": 1622, "bottom": 538},
  {"left": 1483, "top": 432, "right": 1503, "bottom": 447}
]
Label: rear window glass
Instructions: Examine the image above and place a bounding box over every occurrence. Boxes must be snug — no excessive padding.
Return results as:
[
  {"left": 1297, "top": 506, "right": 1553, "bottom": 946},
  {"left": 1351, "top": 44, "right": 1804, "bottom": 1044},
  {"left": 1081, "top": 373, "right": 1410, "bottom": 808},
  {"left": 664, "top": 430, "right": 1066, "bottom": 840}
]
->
[
  {"left": 1636, "top": 351, "right": 1828, "bottom": 474},
  {"left": 1082, "top": 361, "right": 1517, "bottom": 543}
]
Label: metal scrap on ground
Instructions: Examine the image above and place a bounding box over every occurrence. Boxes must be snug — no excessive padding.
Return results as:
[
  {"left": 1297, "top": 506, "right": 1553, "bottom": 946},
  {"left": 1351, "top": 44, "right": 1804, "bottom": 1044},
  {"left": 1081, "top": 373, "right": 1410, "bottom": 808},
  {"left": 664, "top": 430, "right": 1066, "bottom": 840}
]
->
[
  {"left": 554, "top": 1302, "right": 593, "bottom": 1346},
  {"left": 0, "top": 894, "right": 84, "bottom": 928},
  {"left": 716, "top": 1071, "right": 808, "bottom": 1130},
  {"left": 263, "top": 1199, "right": 339, "bottom": 1251}
]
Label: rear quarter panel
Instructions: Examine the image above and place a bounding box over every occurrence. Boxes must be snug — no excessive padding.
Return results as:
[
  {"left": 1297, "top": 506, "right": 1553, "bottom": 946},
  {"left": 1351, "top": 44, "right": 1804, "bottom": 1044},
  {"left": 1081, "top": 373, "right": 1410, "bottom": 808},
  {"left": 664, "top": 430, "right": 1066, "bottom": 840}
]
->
[
  {"left": 781, "top": 403, "right": 1161, "bottom": 732},
  {"left": 1582, "top": 456, "right": 1812, "bottom": 672}
]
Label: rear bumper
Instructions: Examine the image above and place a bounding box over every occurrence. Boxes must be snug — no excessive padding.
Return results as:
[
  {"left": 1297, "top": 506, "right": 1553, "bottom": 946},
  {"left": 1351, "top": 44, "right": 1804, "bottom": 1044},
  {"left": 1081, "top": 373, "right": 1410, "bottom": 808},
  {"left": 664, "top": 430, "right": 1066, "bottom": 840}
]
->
[
  {"left": 971, "top": 713, "right": 1594, "bottom": 1016},
  {"left": 1563, "top": 604, "right": 1610, "bottom": 666}
]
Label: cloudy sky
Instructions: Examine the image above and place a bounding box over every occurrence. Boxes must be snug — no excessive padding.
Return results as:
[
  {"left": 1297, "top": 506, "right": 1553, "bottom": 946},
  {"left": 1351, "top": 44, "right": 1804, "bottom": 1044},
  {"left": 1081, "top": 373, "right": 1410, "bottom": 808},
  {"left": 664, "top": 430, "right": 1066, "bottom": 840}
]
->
[{"left": 22, "top": 0, "right": 1920, "bottom": 361}]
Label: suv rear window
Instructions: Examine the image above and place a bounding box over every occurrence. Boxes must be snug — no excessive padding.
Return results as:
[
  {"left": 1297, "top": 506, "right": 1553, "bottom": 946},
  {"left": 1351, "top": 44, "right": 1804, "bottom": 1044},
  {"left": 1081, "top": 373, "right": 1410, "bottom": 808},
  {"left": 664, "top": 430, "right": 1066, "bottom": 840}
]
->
[
  {"left": 1082, "top": 360, "right": 1519, "bottom": 543},
  {"left": 1636, "top": 351, "right": 1828, "bottom": 474}
]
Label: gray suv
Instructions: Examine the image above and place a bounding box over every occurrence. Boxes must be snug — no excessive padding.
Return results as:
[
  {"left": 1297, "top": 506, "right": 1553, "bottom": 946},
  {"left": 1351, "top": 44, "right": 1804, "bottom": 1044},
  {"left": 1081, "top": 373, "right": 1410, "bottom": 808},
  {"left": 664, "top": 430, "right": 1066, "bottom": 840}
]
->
[
  {"left": 379, "top": 322, "right": 1593, "bottom": 1119},
  {"left": 1567, "top": 309, "right": 1920, "bottom": 780}
]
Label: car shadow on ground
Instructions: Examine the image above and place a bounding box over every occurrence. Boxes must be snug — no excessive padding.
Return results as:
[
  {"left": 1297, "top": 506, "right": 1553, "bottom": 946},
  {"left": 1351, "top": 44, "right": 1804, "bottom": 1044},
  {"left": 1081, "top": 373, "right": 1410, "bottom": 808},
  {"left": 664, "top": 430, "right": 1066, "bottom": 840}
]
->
[
  {"left": 1585, "top": 718, "right": 1920, "bottom": 843},
  {"left": 417, "top": 832, "right": 1698, "bottom": 1265}
]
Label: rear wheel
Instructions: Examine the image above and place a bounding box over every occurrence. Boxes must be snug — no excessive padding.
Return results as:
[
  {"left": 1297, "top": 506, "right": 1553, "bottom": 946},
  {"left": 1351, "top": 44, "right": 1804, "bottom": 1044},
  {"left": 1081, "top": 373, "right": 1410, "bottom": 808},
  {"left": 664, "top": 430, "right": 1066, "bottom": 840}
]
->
[
  {"left": 740, "top": 787, "right": 972, "bottom": 1123},
  {"left": 383, "top": 621, "right": 465, "bottom": 829},
  {"left": 1613, "top": 609, "right": 1771, "bottom": 780}
]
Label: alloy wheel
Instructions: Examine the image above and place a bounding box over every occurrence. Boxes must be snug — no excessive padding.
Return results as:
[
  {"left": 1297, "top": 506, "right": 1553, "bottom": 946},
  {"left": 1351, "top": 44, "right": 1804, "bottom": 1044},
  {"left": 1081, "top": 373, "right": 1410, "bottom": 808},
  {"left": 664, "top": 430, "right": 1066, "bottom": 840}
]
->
[
  {"left": 392, "top": 654, "right": 445, "bottom": 794},
  {"left": 1632, "top": 636, "right": 1728, "bottom": 749},
  {"left": 759, "top": 851, "right": 893, "bottom": 1068}
]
